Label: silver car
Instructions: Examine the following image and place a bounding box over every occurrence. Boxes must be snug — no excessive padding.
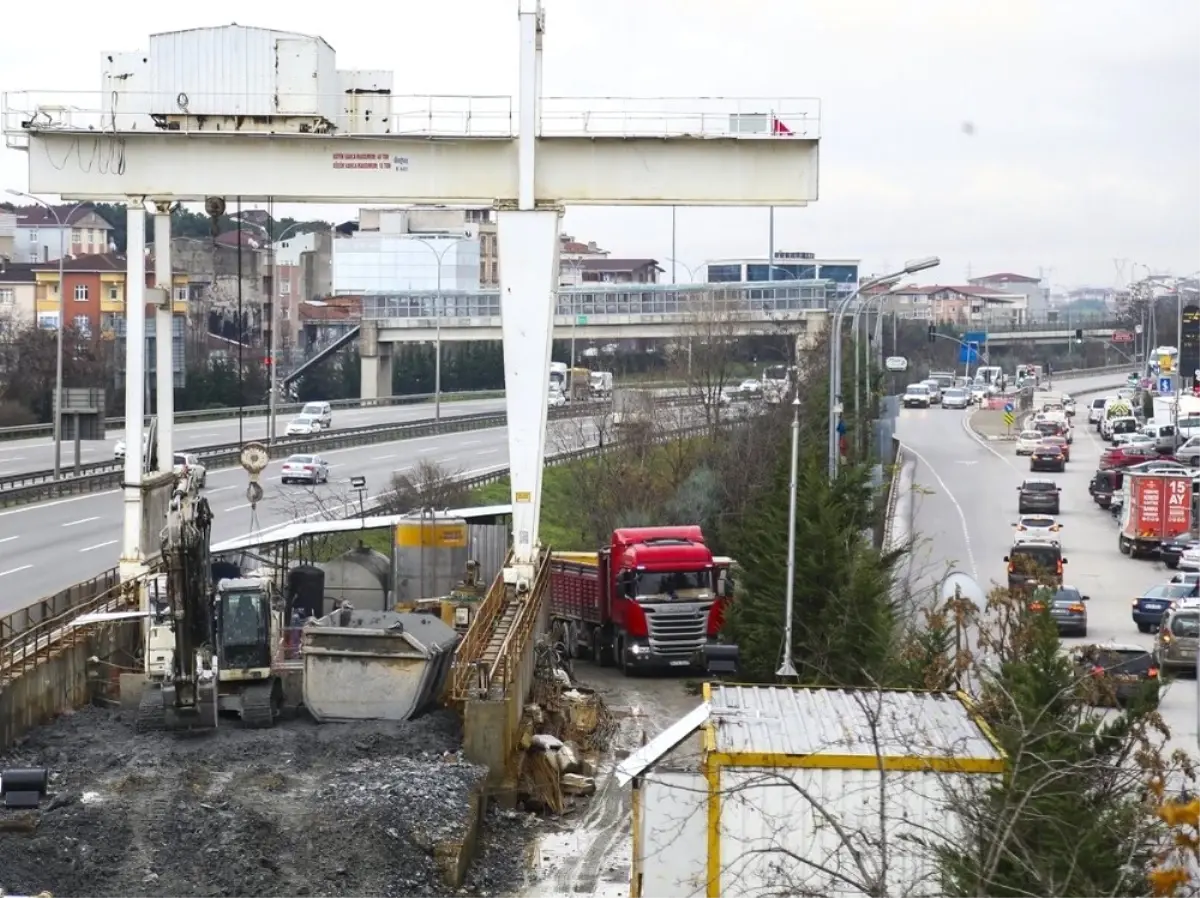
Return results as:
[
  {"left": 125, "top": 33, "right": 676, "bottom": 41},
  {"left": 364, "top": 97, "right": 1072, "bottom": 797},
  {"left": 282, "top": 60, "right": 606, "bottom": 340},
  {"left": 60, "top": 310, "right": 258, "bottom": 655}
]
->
[
  {"left": 280, "top": 454, "right": 330, "bottom": 485},
  {"left": 942, "top": 387, "right": 970, "bottom": 409},
  {"left": 1030, "top": 585, "right": 1089, "bottom": 637}
]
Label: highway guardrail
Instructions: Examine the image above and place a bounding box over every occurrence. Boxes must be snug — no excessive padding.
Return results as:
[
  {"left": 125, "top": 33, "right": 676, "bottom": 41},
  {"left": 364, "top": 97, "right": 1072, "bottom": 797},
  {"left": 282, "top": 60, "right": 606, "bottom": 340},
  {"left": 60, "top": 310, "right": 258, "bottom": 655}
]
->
[
  {"left": 0, "top": 395, "right": 698, "bottom": 509},
  {"left": 0, "top": 378, "right": 690, "bottom": 442},
  {"left": 0, "top": 414, "right": 733, "bottom": 679}
]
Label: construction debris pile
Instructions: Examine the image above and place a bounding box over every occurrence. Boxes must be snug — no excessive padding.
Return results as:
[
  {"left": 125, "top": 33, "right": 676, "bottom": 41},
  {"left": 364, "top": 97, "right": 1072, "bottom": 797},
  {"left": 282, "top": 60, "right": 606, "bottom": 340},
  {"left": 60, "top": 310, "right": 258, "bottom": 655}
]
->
[
  {"left": 518, "top": 647, "right": 617, "bottom": 815},
  {"left": 0, "top": 706, "right": 538, "bottom": 898}
]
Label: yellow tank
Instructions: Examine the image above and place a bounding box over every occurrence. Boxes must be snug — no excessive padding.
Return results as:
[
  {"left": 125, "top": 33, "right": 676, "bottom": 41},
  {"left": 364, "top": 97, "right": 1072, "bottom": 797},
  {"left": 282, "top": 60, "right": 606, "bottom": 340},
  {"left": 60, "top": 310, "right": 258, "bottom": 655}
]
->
[{"left": 393, "top": 513, "right": 469, "bottom": 605}]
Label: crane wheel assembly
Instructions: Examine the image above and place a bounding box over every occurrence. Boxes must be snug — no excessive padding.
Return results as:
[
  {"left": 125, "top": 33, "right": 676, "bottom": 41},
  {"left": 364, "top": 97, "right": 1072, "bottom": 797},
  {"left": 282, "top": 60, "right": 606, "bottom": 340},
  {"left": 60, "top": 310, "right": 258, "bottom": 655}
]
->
[{"left": 236, "top": 680, "right": 282, "bottom": 729}]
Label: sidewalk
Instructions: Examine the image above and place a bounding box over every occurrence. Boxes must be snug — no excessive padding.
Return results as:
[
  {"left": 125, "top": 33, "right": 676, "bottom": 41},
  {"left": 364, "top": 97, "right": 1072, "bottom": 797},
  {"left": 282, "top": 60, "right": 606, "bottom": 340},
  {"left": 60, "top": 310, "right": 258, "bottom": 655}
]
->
[{"left": 969, "top": 408, "right": 1020, "bottom": 441}]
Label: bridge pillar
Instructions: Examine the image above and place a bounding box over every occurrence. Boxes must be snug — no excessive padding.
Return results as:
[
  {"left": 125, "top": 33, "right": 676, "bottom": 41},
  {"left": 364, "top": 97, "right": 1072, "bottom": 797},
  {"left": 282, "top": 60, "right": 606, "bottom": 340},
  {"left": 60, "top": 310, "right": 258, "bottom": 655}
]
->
[
  {"left": 120, "top": 201, "right": 148, "bottom": 582},
  {"left": 359, "top": 322, "right": 393, "bottom": 401},
  {"left": 498, "top": 208, "right": 561, "bottom": 573},
  {"left": 153, "top": 203, "right": 174, "bottom": 472}
]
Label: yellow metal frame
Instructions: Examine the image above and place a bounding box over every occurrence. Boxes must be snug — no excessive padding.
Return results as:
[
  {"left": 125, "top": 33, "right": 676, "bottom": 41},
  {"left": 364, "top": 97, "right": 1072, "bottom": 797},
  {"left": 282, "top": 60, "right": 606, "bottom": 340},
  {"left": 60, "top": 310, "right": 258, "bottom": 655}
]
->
[{"left": 698, "top": 683, "right": 1007, "bottom": 897}]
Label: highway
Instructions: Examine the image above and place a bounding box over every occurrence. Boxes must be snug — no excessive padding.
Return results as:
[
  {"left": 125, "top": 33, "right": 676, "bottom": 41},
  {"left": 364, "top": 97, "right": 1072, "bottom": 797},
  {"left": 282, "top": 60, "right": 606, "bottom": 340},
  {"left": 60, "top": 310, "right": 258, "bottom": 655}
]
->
[
  {"left": 0, "top": 396, "right": 507, "bottom": 478},
  {"left": 898, "top": 373, "right": 1200, "bottom": 760},
  {"left": 0, "top": 413, "right": 610, "bottom": 614}
]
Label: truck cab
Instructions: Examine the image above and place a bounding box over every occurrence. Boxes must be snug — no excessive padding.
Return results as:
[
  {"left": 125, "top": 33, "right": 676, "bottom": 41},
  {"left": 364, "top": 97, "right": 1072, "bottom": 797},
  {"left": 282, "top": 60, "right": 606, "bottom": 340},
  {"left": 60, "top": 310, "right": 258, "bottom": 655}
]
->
[{"left": 549, "top": 526, "right": 736, "bottom": 675}]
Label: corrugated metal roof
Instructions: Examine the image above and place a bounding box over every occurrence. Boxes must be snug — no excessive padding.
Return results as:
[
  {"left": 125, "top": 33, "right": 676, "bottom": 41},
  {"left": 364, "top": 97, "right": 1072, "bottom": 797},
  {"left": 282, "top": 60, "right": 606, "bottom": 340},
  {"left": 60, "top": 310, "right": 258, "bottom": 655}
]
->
[{"left": 707, "top": 685, "right": 1003, "bottom": 762}]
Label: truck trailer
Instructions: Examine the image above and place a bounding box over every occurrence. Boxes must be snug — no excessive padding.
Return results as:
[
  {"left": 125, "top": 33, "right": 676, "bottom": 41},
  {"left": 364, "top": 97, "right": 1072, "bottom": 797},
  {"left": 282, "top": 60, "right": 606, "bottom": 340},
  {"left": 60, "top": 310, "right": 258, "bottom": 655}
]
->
[
  {"left": 1118, "top": 470, "right": 1193, "bottom": 558},
  {"left": 548, "top": 526, "right": 736, "bottom": 674}
]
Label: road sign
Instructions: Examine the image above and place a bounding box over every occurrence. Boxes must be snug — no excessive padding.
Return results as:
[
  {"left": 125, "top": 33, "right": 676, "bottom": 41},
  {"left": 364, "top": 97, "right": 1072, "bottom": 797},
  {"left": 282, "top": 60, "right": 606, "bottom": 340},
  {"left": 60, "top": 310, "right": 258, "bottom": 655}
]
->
[
  {"left": 1003, "top": 412, "right": 1015, "bottom": 428},
  {"left": 884, "top": 356, "right": 908, "bottom": 371},
  {"left": 1159, "top": 376, "right": 1174, "bottom": 394},
  {"left": 1111, "top": 330, "right": 1134, "bottom": 344},
  {"left": 959, "top": 343, "right": 980, "bottom": 364},
  {"left": 1004, "top": 402, "right": 1014, "bottom": 413},
  {"left": 963, "top": 331, "right": 987, "bottom": 346},
  {"left": 575, "top": 315, "right": 588, "bottom": 325}
]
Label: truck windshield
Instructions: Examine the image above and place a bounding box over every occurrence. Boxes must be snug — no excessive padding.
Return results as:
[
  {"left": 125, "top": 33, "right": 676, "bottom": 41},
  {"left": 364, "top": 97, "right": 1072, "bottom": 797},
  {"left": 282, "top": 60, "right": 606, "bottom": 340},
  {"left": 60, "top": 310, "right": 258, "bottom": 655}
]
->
[{"left": 636, "top": 571, "right": 710, "bottom": 596}]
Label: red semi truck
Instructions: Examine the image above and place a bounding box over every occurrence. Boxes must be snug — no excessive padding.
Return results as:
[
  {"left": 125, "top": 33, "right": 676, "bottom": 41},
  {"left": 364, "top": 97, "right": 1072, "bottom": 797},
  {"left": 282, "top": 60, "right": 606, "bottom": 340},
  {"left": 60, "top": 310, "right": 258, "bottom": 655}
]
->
[
  {"left": 548, "top": 526, "right": 737, "bottom": 675},
  {"left": 1118, "top": 470, "right": 1193, "bottom": 558}
]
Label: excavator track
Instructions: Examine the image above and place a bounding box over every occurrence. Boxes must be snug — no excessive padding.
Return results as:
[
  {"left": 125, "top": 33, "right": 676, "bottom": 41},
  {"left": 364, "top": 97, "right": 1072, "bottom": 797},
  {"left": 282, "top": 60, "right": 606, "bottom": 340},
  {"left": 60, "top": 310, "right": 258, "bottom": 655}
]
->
[
  {"left": 240, "top": 681, "right": 278, "bottom": 729},
  {"left": 135, "top": 683, "right": 166, "bottom": 733}
]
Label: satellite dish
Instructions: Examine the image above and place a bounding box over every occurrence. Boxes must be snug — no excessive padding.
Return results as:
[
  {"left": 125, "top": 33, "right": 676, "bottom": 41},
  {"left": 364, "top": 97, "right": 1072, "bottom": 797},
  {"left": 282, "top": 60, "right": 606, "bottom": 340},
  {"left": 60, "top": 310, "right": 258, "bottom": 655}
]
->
[{"left": 939, "top": 570, "right": 985, "bottom": 605}]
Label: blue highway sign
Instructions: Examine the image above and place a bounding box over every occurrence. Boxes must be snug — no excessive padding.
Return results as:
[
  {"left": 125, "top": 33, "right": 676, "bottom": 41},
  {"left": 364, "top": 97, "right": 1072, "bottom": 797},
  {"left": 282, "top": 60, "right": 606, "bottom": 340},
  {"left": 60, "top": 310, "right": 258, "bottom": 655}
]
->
[
  {"left": 1159, "top": 376, "right": 1175, "bottom": 394},
  {"left": 1004, "top": 402, "right": 1014, "bottom": 413}
]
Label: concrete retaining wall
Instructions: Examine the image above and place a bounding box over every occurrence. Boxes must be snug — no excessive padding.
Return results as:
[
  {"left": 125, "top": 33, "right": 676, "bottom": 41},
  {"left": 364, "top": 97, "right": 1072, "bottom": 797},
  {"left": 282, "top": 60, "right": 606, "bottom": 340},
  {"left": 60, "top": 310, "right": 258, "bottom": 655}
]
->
[{"left": 0, "top": 621, "right": 140, "bottom": 752}]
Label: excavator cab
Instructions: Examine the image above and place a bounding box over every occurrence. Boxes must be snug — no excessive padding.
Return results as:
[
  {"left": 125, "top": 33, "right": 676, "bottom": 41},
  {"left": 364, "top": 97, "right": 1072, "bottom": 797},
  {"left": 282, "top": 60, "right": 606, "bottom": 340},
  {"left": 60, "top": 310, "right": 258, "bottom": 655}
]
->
[{"left": 212, "top": 578, "right": 283, "bottom": 728}]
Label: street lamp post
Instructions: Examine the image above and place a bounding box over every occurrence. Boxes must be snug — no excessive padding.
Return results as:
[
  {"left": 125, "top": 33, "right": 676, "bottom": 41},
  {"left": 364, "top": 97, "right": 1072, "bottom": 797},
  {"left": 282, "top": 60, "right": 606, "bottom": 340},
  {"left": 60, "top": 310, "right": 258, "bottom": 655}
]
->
[
  {"left": 415, "top": 236, "right": 474, "bottom": 422},
  {"left": 8, "top": 191, "right": 86, "bottom": 481},
  {"left": 828, "top": 257, "right": 940, "bottom": 481},
  {"left": 776, "top": 393, "right": 802, "bottom": 679}
]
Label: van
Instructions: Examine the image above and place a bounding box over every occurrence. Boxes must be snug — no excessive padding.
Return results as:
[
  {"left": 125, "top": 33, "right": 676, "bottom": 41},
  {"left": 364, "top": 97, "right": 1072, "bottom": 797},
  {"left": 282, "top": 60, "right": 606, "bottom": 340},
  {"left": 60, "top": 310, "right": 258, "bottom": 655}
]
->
[
  {"left": 1155, "top": 606, "right": 1200, "bottom": 673},
  {"left": 1142, "top": 422, "right": 1178, "bottom": 453},
  {"left": 300, "top": 402, "right": 332, "bottom": 429}
]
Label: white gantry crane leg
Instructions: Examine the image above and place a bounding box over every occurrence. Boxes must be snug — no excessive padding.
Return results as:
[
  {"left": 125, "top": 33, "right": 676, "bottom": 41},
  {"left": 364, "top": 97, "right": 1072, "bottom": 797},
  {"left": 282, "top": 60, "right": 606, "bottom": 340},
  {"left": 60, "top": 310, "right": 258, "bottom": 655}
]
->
[
  {"left": 501, "top": 0, "right": 557, "bottom": 583},
  {"left": 153, "top": 203, "right": 174, "bottom": 472},
  {"left": 120, "top": 200, "right": 148, "bottom": 583}
]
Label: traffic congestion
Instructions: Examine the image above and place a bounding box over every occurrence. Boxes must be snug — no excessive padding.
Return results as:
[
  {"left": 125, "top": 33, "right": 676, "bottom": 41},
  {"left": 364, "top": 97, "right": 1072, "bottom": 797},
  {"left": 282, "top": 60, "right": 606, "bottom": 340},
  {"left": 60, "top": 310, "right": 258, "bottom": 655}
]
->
[{"left": 899, "top": 361, "right": 1200, "bottom": 752}]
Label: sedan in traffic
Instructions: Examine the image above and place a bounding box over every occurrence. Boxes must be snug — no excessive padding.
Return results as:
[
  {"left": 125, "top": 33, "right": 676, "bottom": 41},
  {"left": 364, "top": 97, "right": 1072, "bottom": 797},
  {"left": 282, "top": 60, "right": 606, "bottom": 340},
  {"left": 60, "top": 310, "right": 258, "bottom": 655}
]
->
[
  {"left": 1070, "top": 643, "right": 1160, "bottom": 708},
  {"left": 280, "top": 454, "right": 330, "bottom": 485},
  {"left": 1030, "top": 443, "right": 1066, "bottom": 473},
  {"left": 1132, "top": 582, "right": 1200, "bottom": 632},
  {"left": 1041, "top": 435, "right": 1070, "bottom": 462},
  {"left": 286, "top": 414, "right": 323, "bottom": 436},
  {"left": 1012, "top": 514, "right": 1063, "bottom": 542},
  {"left": 1154, "top": 607, "right": 1200, "bottom": 674},
  {"left": 1015, "top": 430, "right": 1043, "bottom": 456},
  {"left": 1161, "top": 535, "right": 1200, "bottom": 570},
  {"left": 1028, "top": 585, "right": 1089, "bottom": 636},
  {"left": 942, "top": 388, "right": 970, "bottom": 409}
]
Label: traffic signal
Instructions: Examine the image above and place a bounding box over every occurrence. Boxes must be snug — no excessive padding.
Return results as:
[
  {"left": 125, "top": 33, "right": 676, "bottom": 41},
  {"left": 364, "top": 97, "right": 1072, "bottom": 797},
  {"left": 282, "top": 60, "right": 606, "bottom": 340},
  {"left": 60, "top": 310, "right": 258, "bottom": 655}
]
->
[{"left": 927, "top": 324, "right": 936, "bottom": 343}]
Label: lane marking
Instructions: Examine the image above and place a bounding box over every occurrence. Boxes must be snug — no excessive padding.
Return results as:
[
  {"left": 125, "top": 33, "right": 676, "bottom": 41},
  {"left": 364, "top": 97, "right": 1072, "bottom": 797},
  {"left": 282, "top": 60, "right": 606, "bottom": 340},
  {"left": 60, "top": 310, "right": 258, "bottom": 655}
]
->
[
  {"left": 225, "top": 503, "right": 253, "bottom": 512},
  {"left": 0, "top": 564, "right": 32, "bottom": 576},
  {"left": 79, "top": 540, "right": 117, "bottom": 553},
  {"left": 205, "top": 485, "right": 236, "bottom": 493},
  {"left": 901, "top": 443, "right": 979, "bottom": 580},
  {"left": 62, "top": 516, "right": 100, "bottom": 527},
  {"left": 0, "top": 489, "right": 122, "bottom": 519},
  {"left": 372, "top": 454, "right": 397, "bottom": 460},
  {"left": 0, "top": 536, "right": 19, "bottom": 544}
]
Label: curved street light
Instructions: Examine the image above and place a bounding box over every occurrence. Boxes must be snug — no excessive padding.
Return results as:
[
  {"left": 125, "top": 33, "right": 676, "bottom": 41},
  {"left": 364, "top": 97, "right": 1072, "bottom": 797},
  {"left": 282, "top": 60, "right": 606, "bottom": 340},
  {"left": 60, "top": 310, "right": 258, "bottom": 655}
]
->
[{"left": 414, "top": 236, "right": 476, "bottom": 422}]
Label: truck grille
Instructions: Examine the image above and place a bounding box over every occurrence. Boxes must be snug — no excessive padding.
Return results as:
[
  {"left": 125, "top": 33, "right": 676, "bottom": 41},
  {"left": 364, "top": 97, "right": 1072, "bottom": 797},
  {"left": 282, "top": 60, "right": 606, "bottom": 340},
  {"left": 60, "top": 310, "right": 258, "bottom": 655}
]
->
[{"left": 643, "top": 601, "right": 713, "bottom": 658}]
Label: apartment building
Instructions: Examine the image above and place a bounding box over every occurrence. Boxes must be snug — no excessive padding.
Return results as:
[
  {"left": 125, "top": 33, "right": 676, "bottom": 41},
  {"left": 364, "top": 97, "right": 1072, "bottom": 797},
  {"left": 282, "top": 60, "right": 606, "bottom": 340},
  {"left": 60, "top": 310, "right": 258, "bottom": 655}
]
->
[
  {"left": 0, "top": 263, "right": 37, "bottom": 326},
  {"left": 32, "top": 253, "right": 188, "bottom": 337},
  {"left": 13, "top": 205, "right": 114, "bottom": 263}
]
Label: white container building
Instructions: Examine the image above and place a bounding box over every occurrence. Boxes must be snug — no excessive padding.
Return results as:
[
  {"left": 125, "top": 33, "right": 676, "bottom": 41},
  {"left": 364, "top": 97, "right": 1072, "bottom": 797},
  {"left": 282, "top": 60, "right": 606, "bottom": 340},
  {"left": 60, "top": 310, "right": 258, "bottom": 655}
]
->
[{"left": 615, "top": 684, "right": 1006, "bottom": 898}]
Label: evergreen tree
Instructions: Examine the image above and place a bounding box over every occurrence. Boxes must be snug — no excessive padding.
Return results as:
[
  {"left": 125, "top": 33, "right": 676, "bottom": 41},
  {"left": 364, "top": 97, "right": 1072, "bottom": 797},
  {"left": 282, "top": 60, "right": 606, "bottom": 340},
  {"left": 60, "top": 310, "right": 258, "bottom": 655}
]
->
[
  {"left": 936, "top": 599, "right": 1159, "bottom": 896},
  {"left": 722, "top": 432, "right": 902, "bottom": 685}
]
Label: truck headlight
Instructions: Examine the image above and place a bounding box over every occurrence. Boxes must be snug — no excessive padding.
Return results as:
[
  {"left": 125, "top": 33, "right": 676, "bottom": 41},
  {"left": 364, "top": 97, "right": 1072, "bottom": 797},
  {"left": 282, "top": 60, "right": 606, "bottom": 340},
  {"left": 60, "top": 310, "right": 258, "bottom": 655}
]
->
[{"left": 630, "top": 644, "right": 648, "bottom": 655}]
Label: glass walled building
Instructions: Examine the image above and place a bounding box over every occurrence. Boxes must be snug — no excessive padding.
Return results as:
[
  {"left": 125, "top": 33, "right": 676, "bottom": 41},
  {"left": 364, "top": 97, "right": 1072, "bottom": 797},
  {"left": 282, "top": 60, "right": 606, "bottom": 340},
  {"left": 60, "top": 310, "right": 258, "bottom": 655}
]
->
[{"left": 706, "top": 253, "right": 860, "bottom": 295}]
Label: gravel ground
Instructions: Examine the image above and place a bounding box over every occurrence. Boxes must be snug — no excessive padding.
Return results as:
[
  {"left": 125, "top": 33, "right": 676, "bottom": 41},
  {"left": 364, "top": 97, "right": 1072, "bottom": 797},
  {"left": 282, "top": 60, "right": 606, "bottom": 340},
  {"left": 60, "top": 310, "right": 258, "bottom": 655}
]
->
[{"left": 0, "top": 706, "right": 540, "bottom": 898}]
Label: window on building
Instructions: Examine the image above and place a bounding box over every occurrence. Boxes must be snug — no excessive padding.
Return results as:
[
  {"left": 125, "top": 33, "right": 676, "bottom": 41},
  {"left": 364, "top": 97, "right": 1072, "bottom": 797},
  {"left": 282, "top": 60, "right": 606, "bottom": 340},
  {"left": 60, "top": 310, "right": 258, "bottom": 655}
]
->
[
  {"left": 174, "top": 287, "right": 187, "bottom": 302},
  {"left": 72, "top": 314, "right": 91, "bottom": 335},
  {"left": 0, "top": 288, "right": 13, "bottom": 304},
  {"left": 280, "top": 282, "right": 291, "bottom": 295},
  {"left": 74, "top": 284, "right": 89, "bottom": 301},
  {"left": 71, "top": 228, "right": 82, "bottom": 244},
  {"left": 86, "top": 228, "right": 94, "bottom": 243},
  {"left": 28, "top": 229, "right": 37, "bottom": 242},
  {"left": 817, "top": 264, "right": 860, "bottom": 285},
  {"left": 108, "top": 285, "right": 120, "bottom": 301},
  {"left": 707, "top": 264, "right": 742, "bottom": 283}
]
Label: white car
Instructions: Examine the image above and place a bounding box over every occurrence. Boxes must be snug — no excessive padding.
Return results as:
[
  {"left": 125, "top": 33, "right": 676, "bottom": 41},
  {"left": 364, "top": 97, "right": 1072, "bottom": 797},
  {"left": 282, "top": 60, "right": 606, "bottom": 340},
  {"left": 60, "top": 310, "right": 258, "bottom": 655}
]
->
[
  {"left": 738, "top": 379, "right": 762, "bottom": 395},
  {"left": 1015, "top": 430, "right": 1044, "bottom": 456},
  {"left": 173, "top": 452, "right": 207, "bottom": 488},
  {"left": 1062, "top": 394, "right": 1075, "bottom": 416},
  {"left": 547, "top": 389, "right": 567, "bottom": 408},
  {"left": 969, "top": 384, "right": 990, "bottom": 405},
  {"left": 280, "top": 453, "right": 330, "bottom": 485},
  {"left": 1180, "top": 546, "right": 1200, "bottom": 572},
  {"left": 286, "top": 414, "right": 323, "bottom": 436},
  {"left": 902, "top": 384, "right": 931, "bottom": 408},
  {"left": 942, "top": 387, "right": 970, "bottom": 409},
  {"left": 1088, "top": 397, "right": 1106, "bottom": 424},
  {"left": 922, "top": 380, "right": 943, "bottom": 404},
  {"left": 1012, "top": 514, "right": 1062, "bottom": 542}
]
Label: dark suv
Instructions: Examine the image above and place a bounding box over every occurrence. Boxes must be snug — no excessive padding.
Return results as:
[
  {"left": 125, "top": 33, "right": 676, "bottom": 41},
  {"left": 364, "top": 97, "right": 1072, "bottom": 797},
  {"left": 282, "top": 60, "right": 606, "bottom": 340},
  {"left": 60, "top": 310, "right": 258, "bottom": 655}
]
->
[
  {"left": 1017, "top": 478, "right": 1061, "bottom": 514},
  {"left": 1004, "top": 540, "right": 1066, "bottom": 590}
]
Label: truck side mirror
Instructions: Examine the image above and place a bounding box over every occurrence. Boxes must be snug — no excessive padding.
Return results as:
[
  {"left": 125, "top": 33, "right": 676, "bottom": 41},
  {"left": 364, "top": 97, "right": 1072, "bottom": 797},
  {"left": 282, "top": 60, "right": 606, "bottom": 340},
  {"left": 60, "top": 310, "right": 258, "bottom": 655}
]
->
[{"left": 1002, "top": 556, "right": 1010, "bottom": 563}]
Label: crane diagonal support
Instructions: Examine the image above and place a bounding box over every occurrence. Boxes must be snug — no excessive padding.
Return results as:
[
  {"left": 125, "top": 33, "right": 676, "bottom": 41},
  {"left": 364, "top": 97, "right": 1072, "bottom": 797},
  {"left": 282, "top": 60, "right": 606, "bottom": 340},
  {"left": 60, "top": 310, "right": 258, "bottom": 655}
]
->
[{"left": 498, "top": 207, "right": 560, "bottom": 579}]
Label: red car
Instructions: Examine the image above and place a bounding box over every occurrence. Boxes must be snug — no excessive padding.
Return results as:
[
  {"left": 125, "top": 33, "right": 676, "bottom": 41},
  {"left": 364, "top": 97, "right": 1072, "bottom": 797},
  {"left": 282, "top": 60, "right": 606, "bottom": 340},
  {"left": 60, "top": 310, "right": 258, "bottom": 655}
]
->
[{"left": 1100, "top": 444, "right": 1160, "bottom": 469}]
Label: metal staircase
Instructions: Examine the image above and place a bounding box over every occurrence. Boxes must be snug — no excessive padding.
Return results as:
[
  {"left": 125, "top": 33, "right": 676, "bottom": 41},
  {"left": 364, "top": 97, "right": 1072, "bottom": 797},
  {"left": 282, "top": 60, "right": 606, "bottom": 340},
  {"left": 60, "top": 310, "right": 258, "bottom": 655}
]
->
[
  {"left": 447, "top": 547, "right": 552, "bottom": 704},
  {"left": 281, "top": 325, "right": 360, "bottom": 387}
]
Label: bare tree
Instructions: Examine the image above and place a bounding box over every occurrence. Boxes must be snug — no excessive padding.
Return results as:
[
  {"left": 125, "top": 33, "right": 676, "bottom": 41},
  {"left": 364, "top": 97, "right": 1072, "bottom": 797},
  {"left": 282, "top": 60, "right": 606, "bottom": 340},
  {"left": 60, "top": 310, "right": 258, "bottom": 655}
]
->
[
  {"left": 676, "top": 288, "right": 744, "bottom": 425},
  {"left": 382, "top": 458, "right": 470, "bottom": 513}
]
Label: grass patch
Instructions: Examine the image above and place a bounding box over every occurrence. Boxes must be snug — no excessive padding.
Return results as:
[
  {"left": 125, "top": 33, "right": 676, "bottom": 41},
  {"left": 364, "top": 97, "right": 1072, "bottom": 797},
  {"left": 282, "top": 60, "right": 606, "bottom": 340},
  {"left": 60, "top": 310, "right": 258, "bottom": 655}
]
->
[{"left": 468, "top": 464, "right": 587, "bottom": 550}]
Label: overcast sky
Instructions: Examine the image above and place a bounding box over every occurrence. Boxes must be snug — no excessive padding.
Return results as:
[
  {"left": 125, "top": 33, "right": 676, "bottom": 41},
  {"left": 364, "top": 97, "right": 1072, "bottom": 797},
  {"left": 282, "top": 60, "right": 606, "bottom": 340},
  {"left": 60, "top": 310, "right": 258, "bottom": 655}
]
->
[{"left": 2, "top": 0, "right": 1197, "bottom": 287}]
